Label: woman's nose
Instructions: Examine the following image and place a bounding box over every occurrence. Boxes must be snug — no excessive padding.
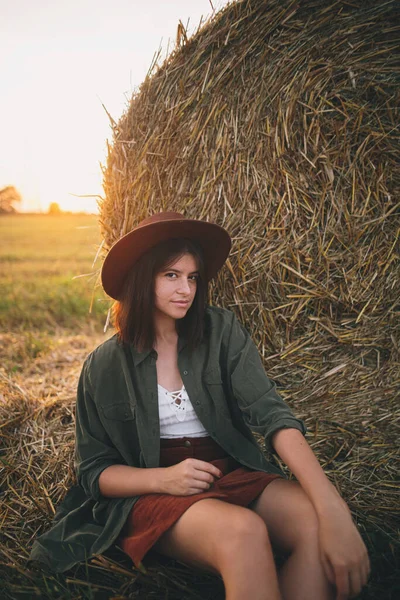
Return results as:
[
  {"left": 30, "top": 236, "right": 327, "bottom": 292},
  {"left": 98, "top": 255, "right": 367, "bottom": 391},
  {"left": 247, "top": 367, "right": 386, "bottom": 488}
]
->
[{"left": 178, "top": 278, "right": 191, "bottom": 293}]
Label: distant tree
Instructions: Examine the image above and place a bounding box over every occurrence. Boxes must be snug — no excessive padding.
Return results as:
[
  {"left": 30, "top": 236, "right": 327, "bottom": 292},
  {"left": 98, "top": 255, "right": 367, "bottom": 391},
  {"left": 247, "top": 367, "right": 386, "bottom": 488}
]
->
[
  {"left": 48, "top": 202, "right": 62, "bottom": 215},
  {"left": 0, "top": 186, "right": 22, "bottom": 214}
]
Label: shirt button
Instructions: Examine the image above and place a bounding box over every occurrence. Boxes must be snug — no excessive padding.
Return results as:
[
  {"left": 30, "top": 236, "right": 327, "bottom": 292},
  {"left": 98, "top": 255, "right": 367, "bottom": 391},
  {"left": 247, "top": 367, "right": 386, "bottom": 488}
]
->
[
  {"left": 184, "top": 440, "right": 191, "bottom": 447},
  {"left": 183, "top": 370, "right": 188, "bottom": 375}
]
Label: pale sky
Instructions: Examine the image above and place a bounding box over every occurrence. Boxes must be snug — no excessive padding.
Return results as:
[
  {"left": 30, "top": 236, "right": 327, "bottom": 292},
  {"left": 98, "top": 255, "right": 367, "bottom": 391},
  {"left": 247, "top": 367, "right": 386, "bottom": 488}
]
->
[{"left": 0, "top": 0, "right": 230, "bottom": 212}]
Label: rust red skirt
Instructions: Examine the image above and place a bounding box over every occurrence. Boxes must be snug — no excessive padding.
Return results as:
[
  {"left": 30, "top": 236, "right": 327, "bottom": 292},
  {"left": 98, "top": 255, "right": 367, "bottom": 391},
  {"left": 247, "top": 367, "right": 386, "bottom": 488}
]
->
[{"left": 119, "top": 436, "right": 281, "bottom": 567}]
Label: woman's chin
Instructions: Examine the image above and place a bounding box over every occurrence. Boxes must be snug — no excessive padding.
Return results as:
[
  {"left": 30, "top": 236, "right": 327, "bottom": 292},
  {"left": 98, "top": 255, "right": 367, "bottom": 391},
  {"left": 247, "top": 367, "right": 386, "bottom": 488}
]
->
[
  {"left": 154, "top": 304, "right": 191, "bottom": 320},
  {"left": 170, "top": 303, "right": 191, "bottom": 317}
]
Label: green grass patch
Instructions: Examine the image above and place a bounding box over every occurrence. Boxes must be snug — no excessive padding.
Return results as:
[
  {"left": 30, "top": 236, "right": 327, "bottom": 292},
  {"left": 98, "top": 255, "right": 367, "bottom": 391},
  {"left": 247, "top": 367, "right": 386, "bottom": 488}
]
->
[{"left": 0, "top": 214, "right": 111, "bottom": 331}]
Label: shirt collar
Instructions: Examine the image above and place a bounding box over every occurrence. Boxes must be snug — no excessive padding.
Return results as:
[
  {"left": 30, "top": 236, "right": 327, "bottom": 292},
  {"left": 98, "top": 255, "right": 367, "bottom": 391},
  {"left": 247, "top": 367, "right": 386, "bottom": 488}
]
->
[{"left": 130, "top": 335, "right": 188, "bottom": 366}]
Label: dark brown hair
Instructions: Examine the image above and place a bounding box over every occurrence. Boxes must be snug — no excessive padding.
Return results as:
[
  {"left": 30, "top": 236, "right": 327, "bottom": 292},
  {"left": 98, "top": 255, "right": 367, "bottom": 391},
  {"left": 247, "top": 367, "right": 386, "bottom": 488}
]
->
[{"left": 113, "top": 238, "right": 207, "bottom": 352}]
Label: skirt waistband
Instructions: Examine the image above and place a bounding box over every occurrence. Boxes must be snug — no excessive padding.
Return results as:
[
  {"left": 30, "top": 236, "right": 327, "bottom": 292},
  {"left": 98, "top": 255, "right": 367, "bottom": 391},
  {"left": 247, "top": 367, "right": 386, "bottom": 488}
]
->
[
  {"left": 159, "top": 436, "right": 229, "bottom": 467},
  {"left": 160, "top": 435, "right": 217, "bottom": 448}
]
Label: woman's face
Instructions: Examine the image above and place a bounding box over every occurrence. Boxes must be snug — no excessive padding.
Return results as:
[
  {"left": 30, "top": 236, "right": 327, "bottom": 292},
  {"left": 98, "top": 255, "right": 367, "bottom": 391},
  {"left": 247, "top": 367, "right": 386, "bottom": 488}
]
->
[{"left": 154, "top": 253, "right": 199, "bottom": 322}]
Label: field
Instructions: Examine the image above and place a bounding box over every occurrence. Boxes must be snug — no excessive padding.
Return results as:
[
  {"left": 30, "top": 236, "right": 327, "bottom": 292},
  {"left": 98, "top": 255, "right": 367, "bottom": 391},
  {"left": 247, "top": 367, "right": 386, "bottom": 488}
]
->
[
  {"left": 0, "top": 213, "right": 108, "bottom": 332},
  {"left": 1, "top": 215, "right": 398, "bottom": 599}
]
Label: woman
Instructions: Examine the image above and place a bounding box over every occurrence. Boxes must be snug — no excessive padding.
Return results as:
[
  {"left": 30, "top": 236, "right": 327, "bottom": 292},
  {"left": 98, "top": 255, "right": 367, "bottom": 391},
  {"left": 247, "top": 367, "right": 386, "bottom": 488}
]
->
[{"left": 30, "top": 212, "right": 370, "bottom": 600}]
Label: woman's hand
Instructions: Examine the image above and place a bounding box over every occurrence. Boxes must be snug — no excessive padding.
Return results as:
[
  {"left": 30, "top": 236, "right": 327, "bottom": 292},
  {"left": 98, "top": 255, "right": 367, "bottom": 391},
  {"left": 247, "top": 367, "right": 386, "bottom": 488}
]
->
[
  {"left": 271, "top": 429, "right": 370, "bottom": 598},
  {"left": 317, "top": 498, "right": 370, "bottom": 599},
  {"left": 160, "top": 458, "right": 223, "bottom": 496}
]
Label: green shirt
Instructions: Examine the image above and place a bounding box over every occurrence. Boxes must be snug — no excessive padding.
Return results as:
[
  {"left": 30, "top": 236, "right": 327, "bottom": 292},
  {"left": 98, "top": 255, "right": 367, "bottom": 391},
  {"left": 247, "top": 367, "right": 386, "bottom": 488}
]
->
[{"left": 29, "top": 306, "right": 306, "bottom": 572}]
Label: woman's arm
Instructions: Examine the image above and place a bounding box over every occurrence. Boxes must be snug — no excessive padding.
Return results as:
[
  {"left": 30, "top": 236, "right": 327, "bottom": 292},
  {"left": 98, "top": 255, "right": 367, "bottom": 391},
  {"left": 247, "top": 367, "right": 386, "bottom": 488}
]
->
[
  {"left": 272, "top": 428, "right": 370, "bottom": 598},
  {"left": 77, "top": 355, "right": 222, "bottom": 500},
  {"left": 225, "top": 312, "right": 307, "bottom": 446},
  {"left": 98, "top": 464, "right": 165, "bottom": 497},
  {"left": 75, "top": 358, "right": 126, "bottom": 500},
  {"left": 99, "top": 460, "right": 222, "bottom": 498},
  {"left": 224, "top": 311, "right": 369, "bottom": 597},
  {"left": 271, "top": 427, "right": 343, "bottom": 512}
]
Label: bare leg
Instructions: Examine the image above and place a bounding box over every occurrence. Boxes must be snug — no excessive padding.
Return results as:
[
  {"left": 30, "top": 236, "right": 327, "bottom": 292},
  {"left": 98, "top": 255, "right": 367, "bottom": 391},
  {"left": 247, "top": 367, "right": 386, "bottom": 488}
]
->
[
  {"left": 154, "top": 498, "right": 282, "bottom": 600},
  {"left": 249, "top": 479, "right": 335, "bottom": 600}
]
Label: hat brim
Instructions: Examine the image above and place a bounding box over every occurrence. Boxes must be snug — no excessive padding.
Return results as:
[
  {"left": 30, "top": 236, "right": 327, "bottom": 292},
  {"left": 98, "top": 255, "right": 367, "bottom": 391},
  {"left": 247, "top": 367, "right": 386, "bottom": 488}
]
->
[{"left": 101, "top": 219, "right": 231, "bottom": 300}]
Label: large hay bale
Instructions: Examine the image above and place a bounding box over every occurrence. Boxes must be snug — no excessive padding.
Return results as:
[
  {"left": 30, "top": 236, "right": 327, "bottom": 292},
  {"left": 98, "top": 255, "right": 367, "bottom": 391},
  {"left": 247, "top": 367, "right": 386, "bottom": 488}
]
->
[
  {"left": 100, "top": 0, "right": 399, "bottom": 389},
  {"left": 99, "top": 0, "right": 399, "bottom": 564}
]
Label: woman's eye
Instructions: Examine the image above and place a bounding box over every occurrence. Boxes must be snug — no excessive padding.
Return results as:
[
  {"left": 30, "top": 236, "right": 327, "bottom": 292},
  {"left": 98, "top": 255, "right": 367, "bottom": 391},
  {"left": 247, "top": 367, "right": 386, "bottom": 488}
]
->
[{"left": 164, "top": 273, "right": 198, "bottom": 281}]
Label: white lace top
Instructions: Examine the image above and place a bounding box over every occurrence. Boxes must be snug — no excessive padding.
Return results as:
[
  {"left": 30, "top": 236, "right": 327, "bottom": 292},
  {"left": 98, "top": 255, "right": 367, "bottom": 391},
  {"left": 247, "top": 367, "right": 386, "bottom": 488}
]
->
[{"left": 158, "top": 384, "right": 209, "bottom": 439}]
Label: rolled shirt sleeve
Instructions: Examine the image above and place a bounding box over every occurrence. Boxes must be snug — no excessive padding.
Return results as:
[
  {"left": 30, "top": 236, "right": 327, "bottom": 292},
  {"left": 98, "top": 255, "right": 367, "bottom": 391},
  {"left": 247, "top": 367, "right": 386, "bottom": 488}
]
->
[
  {"left": 75, "top": 357, "right": 125, "bottom": 501},
  {"left": 226, "top": 313, "right": 307, "bottom": 452}
]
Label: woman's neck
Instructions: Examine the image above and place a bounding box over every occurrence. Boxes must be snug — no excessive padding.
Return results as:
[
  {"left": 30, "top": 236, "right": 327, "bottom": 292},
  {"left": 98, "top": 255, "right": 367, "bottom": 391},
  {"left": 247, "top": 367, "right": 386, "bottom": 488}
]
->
[{"left": 154, "top": 312, "right": 178, "bottom": 345}]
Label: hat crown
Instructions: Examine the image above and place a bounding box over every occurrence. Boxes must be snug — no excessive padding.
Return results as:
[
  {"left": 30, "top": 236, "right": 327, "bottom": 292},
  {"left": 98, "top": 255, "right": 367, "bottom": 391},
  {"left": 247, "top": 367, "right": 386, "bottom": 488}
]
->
[
  {"left": 138, "top": 211, "right": 185, "bottom": 229},
  {"left": 101, "top": 212, "right": 231, "bottom": 299}
]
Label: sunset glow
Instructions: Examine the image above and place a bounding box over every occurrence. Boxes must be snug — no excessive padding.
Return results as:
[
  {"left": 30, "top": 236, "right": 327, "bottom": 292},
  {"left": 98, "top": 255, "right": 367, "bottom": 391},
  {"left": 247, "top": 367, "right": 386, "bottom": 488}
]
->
[{"left": 1, "top": 0, "right": 228, "bottom": 213}]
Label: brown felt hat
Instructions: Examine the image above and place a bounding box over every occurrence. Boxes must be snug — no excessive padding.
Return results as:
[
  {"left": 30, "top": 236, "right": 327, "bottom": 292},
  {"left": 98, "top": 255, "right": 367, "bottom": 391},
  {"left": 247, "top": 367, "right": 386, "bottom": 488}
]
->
[{"left": 101, "top": 212, "right": 231, "bottom": 300}]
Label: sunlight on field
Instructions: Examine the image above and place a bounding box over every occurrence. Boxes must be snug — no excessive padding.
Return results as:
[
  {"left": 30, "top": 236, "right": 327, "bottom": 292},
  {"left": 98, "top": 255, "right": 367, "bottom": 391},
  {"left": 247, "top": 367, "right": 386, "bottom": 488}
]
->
[{"left": 0, "top": 214, "right": 111, "bottom": 331}]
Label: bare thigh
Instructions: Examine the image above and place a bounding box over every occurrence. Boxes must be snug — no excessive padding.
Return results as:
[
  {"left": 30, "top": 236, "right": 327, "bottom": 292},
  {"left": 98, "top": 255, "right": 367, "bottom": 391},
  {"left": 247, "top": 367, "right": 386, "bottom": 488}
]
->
[
  {"left": 153, "top": 497, "right": 267, "bottom": 573},
  {"left": 249, "top": 478, "right": 319, "bottom": 553}
]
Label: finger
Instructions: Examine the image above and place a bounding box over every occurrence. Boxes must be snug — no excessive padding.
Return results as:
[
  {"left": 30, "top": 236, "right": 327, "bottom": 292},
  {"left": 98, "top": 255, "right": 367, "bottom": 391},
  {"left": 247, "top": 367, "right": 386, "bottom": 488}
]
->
[
  {"left": 188, "top": 486, "right": 208, "bottom": 494},
  {"left": 349, "top": 568, "right": 363, "bottom": 598},
  {"left": 188, "top": 483, "right": 213, "bottom": 494},
  {"left": 191, "top": 459, "right": 222, "bottom": 478},
  {"left": 320, "top": 553, "right": 336, "bottom": 586},
  {"left": 361, "top": 556, "right": 371, "bottom": 587},
  {"left": 193, "top": 471, "right": 215, "bottom": 484},
  {"left": 334, "top": 567, "right": 350, "bottom": 600},
  {"left": 194, "top": 459, "right": 223, "bottom": 478},
  {"left": 354, "top": 547, "right": 370, "bottom": 589}
]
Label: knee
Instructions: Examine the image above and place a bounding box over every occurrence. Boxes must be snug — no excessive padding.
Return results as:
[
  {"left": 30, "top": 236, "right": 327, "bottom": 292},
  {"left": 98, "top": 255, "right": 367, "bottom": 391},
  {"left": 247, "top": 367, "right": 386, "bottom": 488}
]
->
[
  {"left": 218, "top": 509, "right": 271, "bottom": 559},
  {"left": 292, "top": 490, "right": 319, "bottom": 546}
]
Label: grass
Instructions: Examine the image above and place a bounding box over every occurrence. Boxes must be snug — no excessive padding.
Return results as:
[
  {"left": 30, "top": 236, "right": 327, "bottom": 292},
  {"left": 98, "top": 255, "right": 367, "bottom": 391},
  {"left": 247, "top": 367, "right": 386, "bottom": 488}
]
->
[{"left": 0, "top": 214, "right": 110, "bottom": 332}]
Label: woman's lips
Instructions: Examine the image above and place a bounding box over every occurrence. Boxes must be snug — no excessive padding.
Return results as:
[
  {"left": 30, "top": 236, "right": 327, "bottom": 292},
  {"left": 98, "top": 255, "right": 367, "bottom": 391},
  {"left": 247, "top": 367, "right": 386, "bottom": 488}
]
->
[{"left": 172, "top": 301, "right": 190, "bottom": 306}]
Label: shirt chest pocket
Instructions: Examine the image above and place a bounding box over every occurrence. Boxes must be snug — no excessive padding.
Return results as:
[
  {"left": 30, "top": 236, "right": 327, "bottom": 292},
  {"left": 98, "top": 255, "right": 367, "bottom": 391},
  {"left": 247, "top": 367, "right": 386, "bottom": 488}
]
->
[
  {"left": 203, "top": 368, "right": 231, "bottom": 417},
  {"left": 100, "top": 402, "right": 135, "bottom": 422}
]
